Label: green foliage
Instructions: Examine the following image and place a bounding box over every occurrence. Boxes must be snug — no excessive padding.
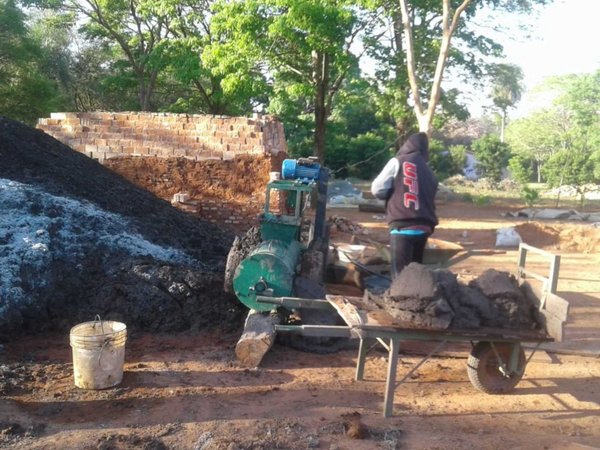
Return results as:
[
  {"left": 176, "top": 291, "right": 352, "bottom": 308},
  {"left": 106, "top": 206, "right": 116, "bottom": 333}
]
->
[
  {"left": 0, "top": 0, "right": 569, "bottom": 176},
  {"left": 508, "top": 155, "right": 533, "bottom": 185},
  {"left": 448, "top": 145, "right": 467, "bottom": 175},
  {"left": 428, "top": 139, "right": 453, "bottom": 181},
  {"left": 488, "top": 63, "right": 524, "bottom": 112},
  {"left": 326, "top": 131, "right": 393, "bottom": 179},
  {"left": 505, "top": 109, "right": 570, "bottom": 182},
  {"left": 487, "top": 62, "right": 524, "bottom": 140},
  {"left": 542, "top": 148, "right": 598, "bottom": 205},
  {"left": 506, "top": 69, "right": 600, "bottom": 191},
  {"left": 0, "top": 0, "right": 62, "bottom": 123},
  {"left": 519, "top": 185, "right": 539, "bottom": 207},
  {"left": 206, "top": 0, "right": 370, "bottom": 160},
  {"left": 461, "top": 192, "right": 473, "bottom": 203},
  {"left": 473, "top": 195, "right": 492, "bottom": 206},
  {"left": 425, "top": 142, "right": 468, "bottom": 181},
  {"left": 317, "top": 77, "right": 395, "bottom": 179},
  {"left": 592, "top": 150, "right": 600, "bottom": 180},
  {"left": 364, "top": 0, "right": 544, "bottom": 135},
  {"left": 472, "top": 134, "right": 511, "bottom": 182}
]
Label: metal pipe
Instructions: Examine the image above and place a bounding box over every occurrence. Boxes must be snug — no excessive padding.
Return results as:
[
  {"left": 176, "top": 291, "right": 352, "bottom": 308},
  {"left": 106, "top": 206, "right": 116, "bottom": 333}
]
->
[{"left": 275, "top": 324, "right": 353, "bottom": 338}]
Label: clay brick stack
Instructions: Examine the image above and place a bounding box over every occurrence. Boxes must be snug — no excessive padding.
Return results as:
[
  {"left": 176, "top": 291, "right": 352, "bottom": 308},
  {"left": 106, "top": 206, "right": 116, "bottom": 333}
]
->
[
  {"left": 37, "top": 112, "right": 287, "bottom": 161},
  {"left": 36, "top": 112, "right": 290, "bottom": 230},
  {"left": 102, "top": 154, "right": 286, "bottom": 227}
]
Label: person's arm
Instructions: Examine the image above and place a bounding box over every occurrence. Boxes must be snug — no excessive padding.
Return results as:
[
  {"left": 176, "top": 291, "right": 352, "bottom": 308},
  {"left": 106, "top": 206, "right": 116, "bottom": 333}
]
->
[{"left": 371, "top": 158, "right": 399, "bottom": 200}]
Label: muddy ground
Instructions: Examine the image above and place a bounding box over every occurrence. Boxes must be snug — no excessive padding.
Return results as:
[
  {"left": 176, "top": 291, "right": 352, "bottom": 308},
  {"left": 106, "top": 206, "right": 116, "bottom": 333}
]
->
[{"left": 2, "top": 201, "right": 600, "bottom": 449}]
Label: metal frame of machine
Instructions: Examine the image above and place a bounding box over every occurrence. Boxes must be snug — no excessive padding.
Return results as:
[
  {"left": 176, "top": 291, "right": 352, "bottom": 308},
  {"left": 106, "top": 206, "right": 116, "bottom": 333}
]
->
[{"left": 232, "top": 158, "right": 330, "bottom": 312}]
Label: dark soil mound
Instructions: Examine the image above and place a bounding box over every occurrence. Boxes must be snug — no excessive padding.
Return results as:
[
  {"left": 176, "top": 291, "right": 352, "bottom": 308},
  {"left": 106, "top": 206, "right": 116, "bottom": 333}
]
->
[
  {"left": 0, "top": 117, "right": 230, "bottom": 263},
  {"left": 0, "top": 117, "right": 243, "bottom": 339}
]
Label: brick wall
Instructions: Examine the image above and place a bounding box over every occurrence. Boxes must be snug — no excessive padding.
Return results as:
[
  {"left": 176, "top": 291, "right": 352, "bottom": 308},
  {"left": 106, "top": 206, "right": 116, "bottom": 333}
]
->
[
  {"left": 104, "top": 153, "right": 287, "bottom": 228},
  {"left": 36, "top": 112, "right": 290, "bottom": 230},
  {"left": 37, "top": 112, "right": 287, "bottom": 161}
]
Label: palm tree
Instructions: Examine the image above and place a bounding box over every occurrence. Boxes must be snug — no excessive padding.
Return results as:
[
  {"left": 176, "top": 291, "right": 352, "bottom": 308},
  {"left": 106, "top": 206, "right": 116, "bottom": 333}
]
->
[{"left": 489, "top": 63, "right": 525, "bottom": 142}]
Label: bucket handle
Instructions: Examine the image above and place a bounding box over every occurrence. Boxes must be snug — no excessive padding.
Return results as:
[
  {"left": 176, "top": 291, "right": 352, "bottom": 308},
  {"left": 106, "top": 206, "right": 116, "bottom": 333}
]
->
[
  {"left": 92, "top": 314, "right": 106, "bottom": 335},
  {"left": 97, "top": 337, "right": 115, "bottom": 372},
  {"left": 92, "top": 315, "right": 112, "bottom": 372}
]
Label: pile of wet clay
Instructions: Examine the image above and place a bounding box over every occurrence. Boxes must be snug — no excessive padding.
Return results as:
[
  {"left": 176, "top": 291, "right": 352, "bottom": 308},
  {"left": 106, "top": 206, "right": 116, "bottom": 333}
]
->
[
  {"left": 366, "top": 263, "right": 542, "bottom": 331},
  {"left": 0, "top": 116, "right": 243, "bottom": 339}
]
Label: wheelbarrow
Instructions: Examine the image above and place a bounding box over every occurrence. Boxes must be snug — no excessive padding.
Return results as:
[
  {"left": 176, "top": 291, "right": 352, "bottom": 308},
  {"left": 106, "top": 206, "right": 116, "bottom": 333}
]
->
[{"left": 259, "top": 244, "right": 569, "bottom": 417}]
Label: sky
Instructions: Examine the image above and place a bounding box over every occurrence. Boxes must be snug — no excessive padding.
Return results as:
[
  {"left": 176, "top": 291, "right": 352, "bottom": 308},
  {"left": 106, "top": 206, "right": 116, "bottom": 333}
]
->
[{"left": 469, "top": 0, "right": 600, "bottom": 117}]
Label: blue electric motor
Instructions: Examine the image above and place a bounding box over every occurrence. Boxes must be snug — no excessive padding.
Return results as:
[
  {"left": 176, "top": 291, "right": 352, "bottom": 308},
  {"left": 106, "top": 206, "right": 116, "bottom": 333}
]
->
[{"left": 281, "top": 158, "right": 321, "bottom": 182}]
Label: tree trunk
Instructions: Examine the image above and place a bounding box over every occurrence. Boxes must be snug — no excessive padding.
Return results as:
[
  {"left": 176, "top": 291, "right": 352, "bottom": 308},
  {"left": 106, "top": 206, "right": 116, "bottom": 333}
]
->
[
  {"left": 313, "top": 51, "right": 329, "bottom": 163},
  {"left": 391, "top": 9, "right": 413, "bottom": 148},
  {"left": 139, "top": 79, "right": 152, "bottom": 111},
  {"left": 314, "top": 104, "right": 327, "bottom": 163},
  {"left": 235, "top": 309, "right": 282, "bottom": 368},
  {"left": 399, "top": 0, "right": 472, "bottom": 137},
  {"left": 392, "top": 11, "right": 404, "bottom": 79},
  {"left": 137, "top": 69, "right": 159, "bottom": 111},
  {"left": 417, "top": 113, "right": 433, "bottom": 135},
  {"left": 555, "top": 173, "right": 565, "bottom": 208},
  {"left": 500, "top": 109, "right": 507, "bottom": 143}
]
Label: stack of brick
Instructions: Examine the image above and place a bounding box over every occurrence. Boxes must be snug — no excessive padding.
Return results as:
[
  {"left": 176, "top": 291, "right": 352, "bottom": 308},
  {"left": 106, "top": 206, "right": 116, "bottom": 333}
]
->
[
  {"left": 37, "top": 112, "right": 288, "bottom": 162},
  {"left": 104, "top": 154, "right": 287, "bottom": 228},
  {"left": 36, "top": 112, "right": 290, "bottom": 230}
]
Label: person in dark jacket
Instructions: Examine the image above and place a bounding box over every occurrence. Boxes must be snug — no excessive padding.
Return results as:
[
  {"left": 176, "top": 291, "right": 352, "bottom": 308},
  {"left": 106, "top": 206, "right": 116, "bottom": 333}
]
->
[{"left": 371, "top": 132, "right": 438, "bottom": 278}]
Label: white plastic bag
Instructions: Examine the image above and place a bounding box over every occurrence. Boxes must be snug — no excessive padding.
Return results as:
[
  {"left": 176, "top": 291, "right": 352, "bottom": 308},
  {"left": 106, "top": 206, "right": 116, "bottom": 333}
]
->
[{"left": 495, "top": 227, "right": 522, "bottom": 247}]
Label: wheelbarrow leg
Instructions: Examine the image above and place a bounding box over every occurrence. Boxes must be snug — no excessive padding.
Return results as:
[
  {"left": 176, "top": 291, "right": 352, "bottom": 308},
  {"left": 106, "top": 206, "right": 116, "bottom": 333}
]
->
[
  {"left": 383, "top": 337, "right": 400, "bottom": 417},
  {"left": 356, "top": 338, "right": 368, "bottom": 381},
  {"left": 509, "top": 342, "right": 524, "bottom": 376}
]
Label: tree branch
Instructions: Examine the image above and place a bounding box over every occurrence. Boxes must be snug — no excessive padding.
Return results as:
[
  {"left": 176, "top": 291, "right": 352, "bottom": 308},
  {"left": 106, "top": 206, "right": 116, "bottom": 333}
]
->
[{"left": 398, "top": 0, "right": 423, "bottom": 115}]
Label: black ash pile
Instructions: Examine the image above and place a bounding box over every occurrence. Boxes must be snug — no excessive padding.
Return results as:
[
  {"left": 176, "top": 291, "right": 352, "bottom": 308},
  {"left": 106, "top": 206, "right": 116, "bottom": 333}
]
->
[{"left": 0, "top": 116, "right": 242, "bottom": 339}]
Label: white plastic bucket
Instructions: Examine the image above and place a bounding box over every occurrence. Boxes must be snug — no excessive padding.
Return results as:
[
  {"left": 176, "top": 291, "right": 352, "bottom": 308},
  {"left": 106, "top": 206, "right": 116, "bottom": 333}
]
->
[{"left": 70, "top": 317, "right": 127, "bottom": 389}]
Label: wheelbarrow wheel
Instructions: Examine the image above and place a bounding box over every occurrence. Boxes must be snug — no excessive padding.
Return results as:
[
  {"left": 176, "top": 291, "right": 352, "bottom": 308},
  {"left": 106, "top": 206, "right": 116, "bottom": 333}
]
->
[{"left": 467, "top": 342, "right": 525, "bottom": 394}]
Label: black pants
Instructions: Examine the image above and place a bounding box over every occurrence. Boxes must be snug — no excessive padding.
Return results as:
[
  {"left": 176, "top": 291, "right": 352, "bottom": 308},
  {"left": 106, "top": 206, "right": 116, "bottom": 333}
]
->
[{"left": 390, "top": 232, "right": 428, "bottom": 279}]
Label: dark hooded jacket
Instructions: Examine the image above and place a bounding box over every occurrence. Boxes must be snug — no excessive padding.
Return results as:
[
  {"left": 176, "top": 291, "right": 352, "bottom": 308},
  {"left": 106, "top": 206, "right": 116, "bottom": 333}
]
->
[{"left": 387, "top": 132, "right": 439, "bottom": 230}]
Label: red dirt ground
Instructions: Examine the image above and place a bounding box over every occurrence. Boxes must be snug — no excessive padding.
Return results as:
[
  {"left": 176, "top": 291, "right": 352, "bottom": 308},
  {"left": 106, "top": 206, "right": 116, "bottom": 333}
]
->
[{"left": 2, "top": 201, "right": 600, "bottom": 450}]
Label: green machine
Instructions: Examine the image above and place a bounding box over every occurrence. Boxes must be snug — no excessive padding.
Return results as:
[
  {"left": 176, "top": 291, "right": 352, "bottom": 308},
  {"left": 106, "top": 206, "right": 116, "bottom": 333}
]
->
[{"left": 231, "top": 158, "right": 329, "bottom": 312}]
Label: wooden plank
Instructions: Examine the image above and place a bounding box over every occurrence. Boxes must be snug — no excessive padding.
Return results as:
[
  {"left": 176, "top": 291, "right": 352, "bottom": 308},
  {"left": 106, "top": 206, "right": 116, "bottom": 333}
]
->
[
  {"left": 327, "top": 295, "right": 404, "bottom": 328},
  {"left": 326, "top": 295, "right": 368, "bottom": 327},
  {"left": 519, "top": 242, "right": 559, "bottom": 259},
  {"left": 542, "top": 312, "right": 565, "bottom": 342},
  {"left": 517, "top": 243, "right": 561, "bottom": 294},
  {"left": 520, "top": 280, "right": 569, "bottom": 322},
  {"left": 358, "top": 202, "right": 385, "bottom": 213},
  {"left": 520, "top": 269, "right": 549, "bottom": 284},
  {"left": 521, "top": 280, "right": 543, "bottom": 305},
  {"left": 544, "top": 292, "right": 570, "bottom": 322}
]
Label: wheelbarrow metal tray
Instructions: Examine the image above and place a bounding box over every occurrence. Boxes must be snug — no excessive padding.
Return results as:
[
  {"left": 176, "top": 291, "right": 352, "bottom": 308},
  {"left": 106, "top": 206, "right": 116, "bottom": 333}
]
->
[{"left": 326, "top": 294, "right": 552, "bottom": 344}]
